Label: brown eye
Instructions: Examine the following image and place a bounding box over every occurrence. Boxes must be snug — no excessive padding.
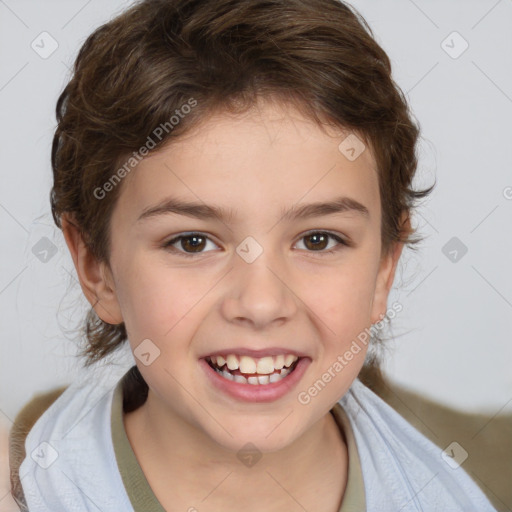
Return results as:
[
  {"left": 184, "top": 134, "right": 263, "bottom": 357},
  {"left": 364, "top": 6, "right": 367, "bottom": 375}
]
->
[
  {"left": 179, "top": 234, "right": 206, "bottom": 252},
  {"left": 303, "top": 232, "right": 329, "bottom": 251},
  {"left": 163, "top": 233, "right": 218, "bottom": 257},
  {"left": 295, "top": 231, "right": 348, "bottom": 254}
]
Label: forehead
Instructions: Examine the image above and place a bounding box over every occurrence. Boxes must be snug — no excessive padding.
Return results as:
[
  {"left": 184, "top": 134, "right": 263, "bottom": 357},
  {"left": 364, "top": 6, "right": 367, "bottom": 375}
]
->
[{"left": 113, "top": 99, "right": 380, "bottom": 227}]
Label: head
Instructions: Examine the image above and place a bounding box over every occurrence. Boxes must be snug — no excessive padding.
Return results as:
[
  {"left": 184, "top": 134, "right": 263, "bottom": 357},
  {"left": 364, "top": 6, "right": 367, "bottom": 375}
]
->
[{"left": 53, "top": 0, "right": 432, "bottom": 452}]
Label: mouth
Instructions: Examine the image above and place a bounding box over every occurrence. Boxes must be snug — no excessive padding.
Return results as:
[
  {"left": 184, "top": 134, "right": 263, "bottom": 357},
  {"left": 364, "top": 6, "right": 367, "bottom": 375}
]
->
[
  {"left": 205, "top": 353, "right": 301, "bottom": 385},
  {"left": 200, "top": 353, "right": 310, "bottom": 402}
]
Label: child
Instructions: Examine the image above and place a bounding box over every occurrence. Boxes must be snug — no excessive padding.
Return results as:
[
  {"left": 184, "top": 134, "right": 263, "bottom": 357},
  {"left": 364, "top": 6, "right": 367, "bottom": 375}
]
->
[{"left": 10, "top": 0, "right": 498, "bottom": 510}]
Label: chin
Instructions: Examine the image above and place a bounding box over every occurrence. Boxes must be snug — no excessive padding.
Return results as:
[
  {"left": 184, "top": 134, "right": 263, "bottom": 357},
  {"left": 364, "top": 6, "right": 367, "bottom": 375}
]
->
[{"left": 203, "top": 417, "right": 305, "bottom": 455}]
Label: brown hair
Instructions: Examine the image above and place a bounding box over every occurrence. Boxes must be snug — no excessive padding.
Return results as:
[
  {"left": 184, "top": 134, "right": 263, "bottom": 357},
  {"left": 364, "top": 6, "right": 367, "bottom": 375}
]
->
[{"left": 50, "top": 0, "right": 433, "bottom": 389}]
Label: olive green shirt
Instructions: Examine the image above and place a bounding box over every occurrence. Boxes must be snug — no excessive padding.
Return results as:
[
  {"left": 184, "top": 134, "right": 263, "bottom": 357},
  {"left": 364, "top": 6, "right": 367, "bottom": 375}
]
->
[{"left": 111, "top": 378, "right": 366, "bottom": 511}]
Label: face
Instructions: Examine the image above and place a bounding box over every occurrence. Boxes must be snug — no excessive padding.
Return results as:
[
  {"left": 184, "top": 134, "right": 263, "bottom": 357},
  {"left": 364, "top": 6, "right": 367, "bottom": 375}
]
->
[{"left": 74, "top": 98, "right": 402, "bottom": 454}]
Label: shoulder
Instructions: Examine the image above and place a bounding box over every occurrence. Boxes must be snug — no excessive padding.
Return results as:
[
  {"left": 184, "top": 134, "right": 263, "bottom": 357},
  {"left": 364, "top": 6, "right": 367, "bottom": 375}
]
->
[
  {"left": 340, "top": 376, "right": 505, "bottom": 511},
  {"left": 9, "top": 386, "right": 68, "bottom": 510},
  {"left": 10, "top": 366, "right": 132, "bottom": 511},
  {"left": 371, "top": 377, "right": 511, "bottom": 512}
]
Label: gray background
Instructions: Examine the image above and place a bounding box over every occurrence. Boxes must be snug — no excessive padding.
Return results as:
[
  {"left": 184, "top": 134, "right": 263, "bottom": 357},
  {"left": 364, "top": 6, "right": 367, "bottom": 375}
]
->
[{"left": 1, "top": 0, "right": 511, "bottom": 430}]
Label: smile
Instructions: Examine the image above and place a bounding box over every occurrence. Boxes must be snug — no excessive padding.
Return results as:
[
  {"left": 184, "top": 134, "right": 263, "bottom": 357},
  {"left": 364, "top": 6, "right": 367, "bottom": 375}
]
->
[
  {"left": 201, "top": 353, "right": 309, "bottom": 402},
  {"left": 206, "top": 354, "right": 300, "bottom": 385}
]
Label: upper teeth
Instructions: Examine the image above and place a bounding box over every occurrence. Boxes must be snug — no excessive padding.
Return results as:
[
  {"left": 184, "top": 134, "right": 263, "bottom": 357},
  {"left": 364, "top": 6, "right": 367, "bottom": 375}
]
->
[{"left": 208, "top": 354, "right": 299, "bottom": 374}]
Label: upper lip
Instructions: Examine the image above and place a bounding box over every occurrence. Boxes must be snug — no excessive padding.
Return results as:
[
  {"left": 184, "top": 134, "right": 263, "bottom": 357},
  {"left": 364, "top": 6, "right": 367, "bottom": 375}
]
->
[{"left": 200, "top": 347, "right": 310, "bottom": 359}]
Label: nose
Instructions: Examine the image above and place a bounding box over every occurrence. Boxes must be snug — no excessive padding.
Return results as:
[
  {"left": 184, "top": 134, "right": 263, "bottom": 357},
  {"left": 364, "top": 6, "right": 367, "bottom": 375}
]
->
[{"left": 220, "top": 250, "right": 298, "bottom": 330}]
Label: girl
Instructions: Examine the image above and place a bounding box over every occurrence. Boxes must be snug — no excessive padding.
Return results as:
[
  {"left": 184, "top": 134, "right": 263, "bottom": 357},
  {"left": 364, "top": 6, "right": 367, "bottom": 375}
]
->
[{"left": 10, "top": 0, "right": 498, "bottom": 510}]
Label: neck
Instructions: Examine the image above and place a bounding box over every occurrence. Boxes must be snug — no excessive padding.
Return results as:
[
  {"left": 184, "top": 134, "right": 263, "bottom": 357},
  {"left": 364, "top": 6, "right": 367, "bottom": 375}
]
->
[{"left": 124, "top": 390, "right": 348, "bottom": 511}]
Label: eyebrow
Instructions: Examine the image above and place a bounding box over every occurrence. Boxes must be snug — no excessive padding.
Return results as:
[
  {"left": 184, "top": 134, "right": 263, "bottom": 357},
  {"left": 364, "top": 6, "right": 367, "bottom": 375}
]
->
[{"left": 136, "top": 195, "right": 369, "bottom": 223}]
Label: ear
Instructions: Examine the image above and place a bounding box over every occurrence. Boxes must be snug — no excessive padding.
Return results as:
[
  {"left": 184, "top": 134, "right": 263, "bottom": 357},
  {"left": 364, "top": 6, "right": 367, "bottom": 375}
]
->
[
  {"left": 61, "top": 213, "right": 123, "bottom": 325},
  {"left": 370, "top": 215, "right": 408, "bottom": 324}
]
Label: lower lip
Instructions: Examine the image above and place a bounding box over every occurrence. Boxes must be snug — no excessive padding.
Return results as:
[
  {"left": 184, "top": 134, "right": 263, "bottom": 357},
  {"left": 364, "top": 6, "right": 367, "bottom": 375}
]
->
[{"left": 200, "top": 357, "right": 310, "bottom": 403}]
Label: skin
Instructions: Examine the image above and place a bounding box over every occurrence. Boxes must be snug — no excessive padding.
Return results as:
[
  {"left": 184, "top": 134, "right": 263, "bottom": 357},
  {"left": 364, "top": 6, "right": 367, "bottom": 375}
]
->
[{"left": 62, "top": 97, "right": 405, "bottom": 511}]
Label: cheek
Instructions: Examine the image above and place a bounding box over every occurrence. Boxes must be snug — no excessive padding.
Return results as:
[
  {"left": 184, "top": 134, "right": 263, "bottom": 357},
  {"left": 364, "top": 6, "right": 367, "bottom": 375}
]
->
[
  {"left": 113, "top": 255, "right": 209, "bottom": 342},
  {"left": 314, "top": 262, "right": 377, "bottom": 321}
]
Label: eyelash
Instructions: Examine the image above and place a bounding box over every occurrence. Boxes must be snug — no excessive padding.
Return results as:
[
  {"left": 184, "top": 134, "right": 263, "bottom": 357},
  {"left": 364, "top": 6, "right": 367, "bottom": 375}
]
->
[{"left": 161, "top": 231, "right": 351, "bottom": 258}]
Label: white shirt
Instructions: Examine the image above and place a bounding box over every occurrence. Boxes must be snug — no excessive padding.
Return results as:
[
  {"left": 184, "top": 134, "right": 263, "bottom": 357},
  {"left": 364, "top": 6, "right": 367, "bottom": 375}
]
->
[{"left": 19, "top": 366, "right": 497, "bottom": 511}]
